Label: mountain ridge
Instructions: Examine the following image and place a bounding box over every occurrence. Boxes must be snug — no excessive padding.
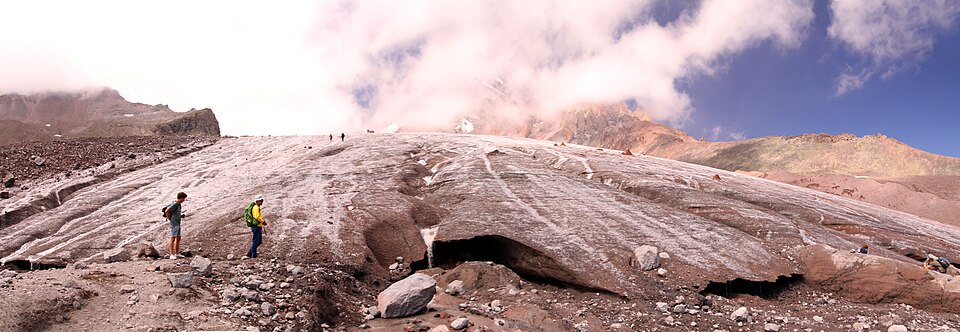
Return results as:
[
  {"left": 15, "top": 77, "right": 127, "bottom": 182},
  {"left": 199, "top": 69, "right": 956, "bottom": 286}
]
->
[
  {"left": 0, "top": 88, "right": 220, "bottom": 145},
  {"left": 454, "top": 103, "right": 960, "bottom": 177}
]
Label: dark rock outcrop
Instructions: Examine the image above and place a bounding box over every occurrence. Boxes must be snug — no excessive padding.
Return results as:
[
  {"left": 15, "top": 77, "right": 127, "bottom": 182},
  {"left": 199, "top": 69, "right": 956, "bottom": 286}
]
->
[{"left": 155, "top": 108, "right": 220, "bottom": 136}]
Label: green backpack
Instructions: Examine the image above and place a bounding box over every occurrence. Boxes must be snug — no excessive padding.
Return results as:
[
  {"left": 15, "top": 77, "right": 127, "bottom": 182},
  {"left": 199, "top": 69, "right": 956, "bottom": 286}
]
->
[{"left": 243, "top": 202, "right": 258, "bottom": 227}]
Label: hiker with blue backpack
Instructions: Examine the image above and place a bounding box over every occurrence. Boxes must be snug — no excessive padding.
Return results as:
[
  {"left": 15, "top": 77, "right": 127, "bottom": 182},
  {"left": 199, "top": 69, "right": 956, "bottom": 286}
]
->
[
  {"left": 164, "top": 192, "right": 187, "bottom": 260},
  {"left": 243, "top": 195, "right": 267, "bottom": 259},
  {"left": 924, "top": 254, "right": 953, "bottom": 274}
]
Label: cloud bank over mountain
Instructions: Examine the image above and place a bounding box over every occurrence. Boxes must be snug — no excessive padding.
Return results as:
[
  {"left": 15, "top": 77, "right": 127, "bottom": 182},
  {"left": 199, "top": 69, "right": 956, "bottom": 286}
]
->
[
  {"left": 0, "top": 1, "right": 955, "bottom": 135},
  {"left": 312, "top": 0, "right": 815, "bottom": 131}
]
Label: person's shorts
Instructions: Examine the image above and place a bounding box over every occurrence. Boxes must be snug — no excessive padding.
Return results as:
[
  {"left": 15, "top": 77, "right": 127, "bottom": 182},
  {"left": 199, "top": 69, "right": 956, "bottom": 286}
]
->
[{"left": 170, "top": 224, "right": 181, "bottom": 237}]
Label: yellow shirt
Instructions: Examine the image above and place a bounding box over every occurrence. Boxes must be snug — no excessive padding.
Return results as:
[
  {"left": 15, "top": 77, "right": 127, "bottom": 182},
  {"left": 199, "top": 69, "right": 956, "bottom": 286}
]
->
[{"left": 252, "top": 204, "right": 265, "bottom": 226}]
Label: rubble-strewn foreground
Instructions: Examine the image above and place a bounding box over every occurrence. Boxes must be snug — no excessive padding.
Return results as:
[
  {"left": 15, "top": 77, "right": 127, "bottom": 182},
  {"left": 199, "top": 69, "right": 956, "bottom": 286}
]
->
[{"left": 1, "top": 133, "right": 959, "bottom": 331}]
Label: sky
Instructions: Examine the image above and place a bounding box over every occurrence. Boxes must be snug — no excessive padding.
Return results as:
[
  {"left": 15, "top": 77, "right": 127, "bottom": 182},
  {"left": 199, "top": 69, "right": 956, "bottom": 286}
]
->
[{"left": 0, "top": 0, "right": 958, "bottom": 156}]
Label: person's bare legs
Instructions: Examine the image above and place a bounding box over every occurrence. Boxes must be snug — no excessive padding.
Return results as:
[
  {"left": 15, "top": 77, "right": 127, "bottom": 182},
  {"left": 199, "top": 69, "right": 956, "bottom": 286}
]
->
[
  {"left": 173, "top": 236, "right": 181, "bottom": 256},
  {"left": 169, "top": 237, "right": 176, "bottom": 257}
]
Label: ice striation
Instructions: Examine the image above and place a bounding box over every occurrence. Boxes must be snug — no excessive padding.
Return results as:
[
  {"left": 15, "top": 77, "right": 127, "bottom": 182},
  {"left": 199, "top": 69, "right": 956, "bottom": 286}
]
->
[{"left": 2, "top": 133, "right": 959, "bottom": 298}]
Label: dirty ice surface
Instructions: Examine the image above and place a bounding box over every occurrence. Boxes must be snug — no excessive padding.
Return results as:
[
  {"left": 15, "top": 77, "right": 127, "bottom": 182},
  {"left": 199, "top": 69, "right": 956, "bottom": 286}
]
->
[{"left": 2, "top": 133, "right": 959, "bottom": 297}]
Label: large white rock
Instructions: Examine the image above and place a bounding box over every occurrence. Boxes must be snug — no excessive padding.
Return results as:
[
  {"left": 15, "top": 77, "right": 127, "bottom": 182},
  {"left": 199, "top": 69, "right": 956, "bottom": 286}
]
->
[
  {"left": 730, "top": 306, "right": 749, "bottom": 322},
  {"left": 377, "top": 273, "right": 437, "bottom": 318},
  {"left": 429, "top": 325, "right": 450, "bottom": 332},
  {"left": 888, "top": 325, "right": 908, "bottom": 332},
  {"left": 190, "top": 256, "right": 213, "bottom": 277},
  {"left": 445, "top": 280, "right": 466, "bottom": 296},
  {"left": 631, "top": 245, "right": 660, "bottom": 271},
  {"left": 261, "top": 302, "right": 277, "bottom": 316},
  {"left": 451, "top": 317, "right": 469, "bottom": 330}
]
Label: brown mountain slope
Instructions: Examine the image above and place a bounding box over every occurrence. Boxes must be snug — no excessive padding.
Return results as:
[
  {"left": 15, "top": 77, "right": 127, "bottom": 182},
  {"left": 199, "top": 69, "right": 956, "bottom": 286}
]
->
[
  {"left": 739, "top": 171, "right": 960, "bottom": 226},
  {"left": 660, "top": 133, "right": 960, "bottom": 177},
  {"left": 472, "top": 103, "right": 960, "bottom": 177},
  {"left": 0, "top": 88, "right": 220, "bottom": 145},
  {"left": 0, "top": 120, "right": 54, "bottom": 145}
]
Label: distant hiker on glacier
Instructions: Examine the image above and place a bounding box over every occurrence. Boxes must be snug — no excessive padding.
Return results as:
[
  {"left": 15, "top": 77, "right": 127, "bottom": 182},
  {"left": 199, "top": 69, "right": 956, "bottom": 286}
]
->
[
  {"left": 924, "top": 254, "right": 952, "bottom": 273},
  {"left": 851, "top": 244, "right": 868, "bottom": 254},
  {"left": 329, "top": 134, "right": 333, "bottom": 141},
  {"left": 243, "top": 195, "right": 267, "bottom": 259},
  {"left": 164, "top": 192, "right": 187, "bottom": 260},
  {"left": 340, "top": 133, "right": 345, "bottom": 142}
]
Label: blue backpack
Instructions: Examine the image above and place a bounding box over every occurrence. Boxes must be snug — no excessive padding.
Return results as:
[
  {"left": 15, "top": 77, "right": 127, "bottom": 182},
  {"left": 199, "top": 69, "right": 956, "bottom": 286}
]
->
[{"left": 938, "top": 257, "right": 951, "bottom": 267}]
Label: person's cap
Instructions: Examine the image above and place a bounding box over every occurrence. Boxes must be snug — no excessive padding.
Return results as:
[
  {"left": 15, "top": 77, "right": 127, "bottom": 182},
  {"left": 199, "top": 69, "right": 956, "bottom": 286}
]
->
[
  {"left": 255, "top": 194, "right": 264, "bottom": 201},
  {"left": 929, "top": 254, "right": 938, "bottom": 260}
]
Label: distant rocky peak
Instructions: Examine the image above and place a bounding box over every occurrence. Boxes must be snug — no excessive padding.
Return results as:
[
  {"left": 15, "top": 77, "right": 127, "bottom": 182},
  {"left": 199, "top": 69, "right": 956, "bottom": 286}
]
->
[
  {"left": 80, "top": 87, "right": 123, "bottom": 100},
  {"left": 560, "top": 103, "right": 654, "bottom": 123},
  {"left": 0, "top": 87, "right": 219, "bottom": 145}
]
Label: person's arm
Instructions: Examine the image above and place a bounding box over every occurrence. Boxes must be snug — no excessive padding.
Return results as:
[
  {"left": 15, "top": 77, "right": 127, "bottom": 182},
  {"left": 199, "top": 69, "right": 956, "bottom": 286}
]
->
[
  {"left": 165, "top": 204, "right": 172, "bottom": 219},
  {"left": 253, "top": 205, "right": 266, "bottom": 225}
]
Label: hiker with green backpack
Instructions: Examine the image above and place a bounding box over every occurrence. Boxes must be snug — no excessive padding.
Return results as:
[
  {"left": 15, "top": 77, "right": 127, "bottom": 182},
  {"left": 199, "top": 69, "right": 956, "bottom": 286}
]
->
[{"left": 243, "top": 195, "right": 267, "bottom": 259}]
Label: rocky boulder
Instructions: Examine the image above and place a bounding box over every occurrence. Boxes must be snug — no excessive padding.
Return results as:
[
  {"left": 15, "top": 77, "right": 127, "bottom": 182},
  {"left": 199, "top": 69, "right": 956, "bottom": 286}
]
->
[
  {"left": 445, "top": 280, "right": 466, "bottom": 296},
  {"left": 261, "top": 302, "right": 277, "bottom": 316},
  {"left": 2, "top": 176, "right": 14, "bottom": 188},
  {"left": 439, "top": 262, "right": 521, "bottom": 293},
  {"left": 221, "top": 288, "right": 240, "bottom": 302},
  {"left": 190, "top": 256, "right": 213, "bottom": 277},
  {"left": 798, "top": 244, "right": 960, "bottom": 312},
  {"left": 167, "top": 271, "right": 194, "bottom": 288},
  {"left": 888, "top": 325, "right": 908, "bottom": 332},
  {"left": 377, "top": 273, "right": 437, "bottom": 318},
  {"left": 135, "top": 243, "right": 161, "bottom": 259},
  {"left": 451, "top": 317, "right": 469, "bottom": 330},
  {"left": 730, "top": 307, "right": 749, "bottom": 322},
  {"left": 631, "top": 245, "right": 660, "bottom": 271},
  {"left": 103, "top": 248, "right": 131, "bottom": 263}
]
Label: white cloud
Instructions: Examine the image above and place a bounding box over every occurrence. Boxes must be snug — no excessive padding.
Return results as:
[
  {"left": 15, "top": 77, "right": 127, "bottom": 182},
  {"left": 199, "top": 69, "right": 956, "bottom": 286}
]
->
[
  {"left": 833, "top": 67, "right": 873, "bottom": 97},
  {"left": 710, "top": 126, "right": 723, "bottom": 141},
  {"left": 0, "top": 0, "right": 815, "bottom": 135},
  {"left": 829, "top": 0, "right": 960, "bottom": 95},
  {"left": 706, "top": 125, "right": 746, "bottom": 141}
]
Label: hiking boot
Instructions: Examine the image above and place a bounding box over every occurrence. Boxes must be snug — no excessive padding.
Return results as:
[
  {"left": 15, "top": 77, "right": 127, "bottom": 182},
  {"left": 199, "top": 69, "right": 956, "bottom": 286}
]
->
[
  {"left": 176, "top": 254, "right": 185, "bottom": 258},
  {"left": 241, "top": 256, "right": 250, "bottom": 260},
  {"left": 169, "top": 255, "right": 177, "bottom": 260}
]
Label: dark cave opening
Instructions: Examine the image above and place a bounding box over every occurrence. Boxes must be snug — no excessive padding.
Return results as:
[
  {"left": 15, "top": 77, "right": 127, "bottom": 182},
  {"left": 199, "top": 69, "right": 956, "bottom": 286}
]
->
[
  {"left": 5, "top": 259, "right": 67, "bottom": 271},
  {"left": 413, "top": 235, "right": 615, "bottom": 294},
  {"left": 700, "top": 274, "right": 804, "bottom": 299}
]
